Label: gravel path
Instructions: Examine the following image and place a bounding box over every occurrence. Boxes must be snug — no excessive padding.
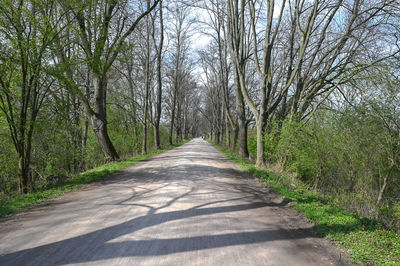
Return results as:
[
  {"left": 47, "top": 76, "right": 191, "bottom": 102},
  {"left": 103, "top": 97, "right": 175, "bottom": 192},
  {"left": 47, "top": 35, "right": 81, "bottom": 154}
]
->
[{"left": 0, "top": 139, "right": 349, "bottom": 265}]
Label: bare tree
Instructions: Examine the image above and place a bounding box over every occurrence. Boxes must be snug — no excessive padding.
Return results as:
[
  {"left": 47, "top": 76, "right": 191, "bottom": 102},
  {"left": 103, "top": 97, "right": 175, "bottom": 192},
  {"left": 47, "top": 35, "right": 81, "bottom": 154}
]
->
[
  {"left": 167, "top": 5, "right": 194, "bottom": 144},
  {"left": 226, "top": 0, "right": 250, "bottom": 157},
  {"left": 226, "top": 0, "right": 399, "bottom": 166},
  {"left": 201, "top": 0, "right": 237, "bottom": 148},
  {"left": 152, "top": 1, "right": 164, "bottom": 149}
]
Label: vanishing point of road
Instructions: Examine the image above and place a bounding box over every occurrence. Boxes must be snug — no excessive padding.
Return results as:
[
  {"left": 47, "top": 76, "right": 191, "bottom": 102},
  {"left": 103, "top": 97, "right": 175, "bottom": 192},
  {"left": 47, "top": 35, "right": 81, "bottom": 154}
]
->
[{"left": 0, "top": 139, "right": 348, "bottom": 266}]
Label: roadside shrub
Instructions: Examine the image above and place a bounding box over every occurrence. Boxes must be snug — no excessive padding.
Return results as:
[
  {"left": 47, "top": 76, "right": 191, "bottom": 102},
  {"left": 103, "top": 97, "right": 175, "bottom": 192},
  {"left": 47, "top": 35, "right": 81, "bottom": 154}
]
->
[{"left": 265, "top": 108, "right": 400, "bottom": 229}]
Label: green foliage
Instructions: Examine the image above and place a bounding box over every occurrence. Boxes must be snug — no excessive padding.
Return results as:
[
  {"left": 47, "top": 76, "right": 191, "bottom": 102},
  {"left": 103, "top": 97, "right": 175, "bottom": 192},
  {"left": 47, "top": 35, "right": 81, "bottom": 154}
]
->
[
  {"left": 209, "top": 140, "right": 400, "bottom": 265},
  {"left": 273, "top": 120, "right": 320, "bottom": 182},
  {"left": 261, "top": 110, "right": 400, "bottom": 228},
  {"left": 0, "top": 140, "right": 189, "bottom": 218},
  {"left": 0, "top": 117, "right": 19, "bottom": 201},
  {"left": 247, "top": 130, "right": 257, "bottom": 159},
  {"left": 0, "top": 139, "right": 19, "bottom": 201},
  {"left": 0, "top": 70, "right": 176, "bottom": 197}
]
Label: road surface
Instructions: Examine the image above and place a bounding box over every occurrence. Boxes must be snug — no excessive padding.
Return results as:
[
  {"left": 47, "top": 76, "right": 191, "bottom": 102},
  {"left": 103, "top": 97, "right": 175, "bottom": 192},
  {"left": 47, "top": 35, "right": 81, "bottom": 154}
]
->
[{"left": 0, "top": 139, "right": 348, "bottom": 265}]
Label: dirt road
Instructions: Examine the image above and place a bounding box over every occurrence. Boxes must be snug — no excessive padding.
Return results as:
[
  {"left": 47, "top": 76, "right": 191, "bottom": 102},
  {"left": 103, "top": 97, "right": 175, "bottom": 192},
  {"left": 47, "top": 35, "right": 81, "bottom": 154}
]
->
[{"left": 0, "top": 139, "right": 348, "bottom": 265}]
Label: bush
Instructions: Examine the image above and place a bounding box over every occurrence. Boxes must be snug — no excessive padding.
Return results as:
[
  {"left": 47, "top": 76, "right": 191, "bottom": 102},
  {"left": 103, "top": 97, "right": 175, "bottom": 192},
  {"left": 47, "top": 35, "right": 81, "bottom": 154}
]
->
[{"left": 264, "top": 110, "right": 400, "bottom": 230}]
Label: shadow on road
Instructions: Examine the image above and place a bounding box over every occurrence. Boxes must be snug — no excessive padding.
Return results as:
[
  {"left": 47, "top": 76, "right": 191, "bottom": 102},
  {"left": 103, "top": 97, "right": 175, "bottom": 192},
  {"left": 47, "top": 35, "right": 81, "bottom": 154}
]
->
[
  {"left": 0, "top": 140, "right": 321, "bottom": 265},
  {"left": 0, "top": 199, "right": 316, "bottom": 265}
]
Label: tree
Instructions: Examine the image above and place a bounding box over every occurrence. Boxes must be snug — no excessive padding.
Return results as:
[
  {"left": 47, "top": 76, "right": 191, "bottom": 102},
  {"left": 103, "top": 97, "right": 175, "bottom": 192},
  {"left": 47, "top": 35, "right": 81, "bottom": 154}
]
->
[
  {"left": 166, "top": 5, "right": 194, "bottom": 144},
  {"left": 226, "top": 0, "right": 399, "bottom": 166},
  {"left": 201, "top": 0, "right": 236, "bottom": 148},
  {"left": 142, "top": 0, "right": 153, "bottom": 154},
  {"left": 226, "top": 0, "right": 249, "bottom": 157},
  {"left": 0, "top": 0, "right": 59, "bottom": 193},
  {"left": 55, "top": 0, "right": 161, "bottom": 160},
  {"left": 152, "top": 1, "right": 164, "bottom": 149}
]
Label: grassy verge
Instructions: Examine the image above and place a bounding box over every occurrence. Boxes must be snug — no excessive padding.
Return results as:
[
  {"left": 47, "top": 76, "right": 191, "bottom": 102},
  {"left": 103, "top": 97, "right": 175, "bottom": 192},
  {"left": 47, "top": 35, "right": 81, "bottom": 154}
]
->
[
  {"left": 0, "top": 140, "right": 190, "bottom": 218},
  {"left": 208, "top": 140, "right": 400, "bottom": 265}
]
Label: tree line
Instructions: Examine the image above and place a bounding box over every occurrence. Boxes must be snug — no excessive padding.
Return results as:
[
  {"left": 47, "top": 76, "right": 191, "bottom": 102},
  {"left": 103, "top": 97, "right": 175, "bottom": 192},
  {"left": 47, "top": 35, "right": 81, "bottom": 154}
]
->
[
  {"left": 0, "top": 0, "right": 202, "bottom": 196},
  {"left": 199, "top": 0, "right": 400, "bottom": 230}
]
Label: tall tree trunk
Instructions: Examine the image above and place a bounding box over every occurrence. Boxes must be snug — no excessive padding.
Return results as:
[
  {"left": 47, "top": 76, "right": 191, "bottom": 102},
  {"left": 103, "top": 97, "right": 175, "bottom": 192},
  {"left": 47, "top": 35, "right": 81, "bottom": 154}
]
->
[
  {"left": 18, "top": 154, "right": 29, "bottom": 194},
  {"left": 153, "top": 1, "right": 164, "bottom": 149},
  {"left": 237, "top": 116, "right": 248, "bottom": 157},
  {"left": 234, "top": 70, "right": 249, "bottom": 158},
  {"left": 255, "top": 118, "right": 266, "bottom": 167},
  {"left": 72, "top": 97, "right": 82, "bottom": 173},
  {"left": 17, "top": 121, "right": 35, "bottom": 194},
  {"left": 227, "top": 0, "right": 249, "bottom": 158},
  {"left": 153, "top": 116, "right": 161, "bottom": 149},
  {"left": 233, "top": 123, "right": 239, "bottom": 149},
  {"left": 176, "top": 101, "right": 182, "bottom": 142},
  {"left": 225, "top": 114, "right": 230, "bottom": 147},
  {"left": 142, "top": 1, "right": 152, "bottom": 154},
  {"left": 142, "top": 102, "right": 148, "bottom": 155},
  {"left": 91, "top": 75, "right": 119, "bottom": 160},
  {"left": 169, "top": 89, "right": 177, "bottom": 145},
  {"left": 90, "top": 114, "right": 119, "bottom": 160},
  {"left": 82, "top": 119, "right": 89, "bottom": 154},
  {"left": 81, "top": 69, "right": 91, "bottom": 167}
]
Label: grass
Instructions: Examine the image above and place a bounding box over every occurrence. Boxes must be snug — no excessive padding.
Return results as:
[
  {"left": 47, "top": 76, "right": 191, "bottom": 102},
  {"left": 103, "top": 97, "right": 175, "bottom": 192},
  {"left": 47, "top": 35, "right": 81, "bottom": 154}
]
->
[
  {"left": 209, "top": 140, "right": 400, "bottom": 265},
  {"left": 0, "top": 140, "right": 189, "bottom": 218}
]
